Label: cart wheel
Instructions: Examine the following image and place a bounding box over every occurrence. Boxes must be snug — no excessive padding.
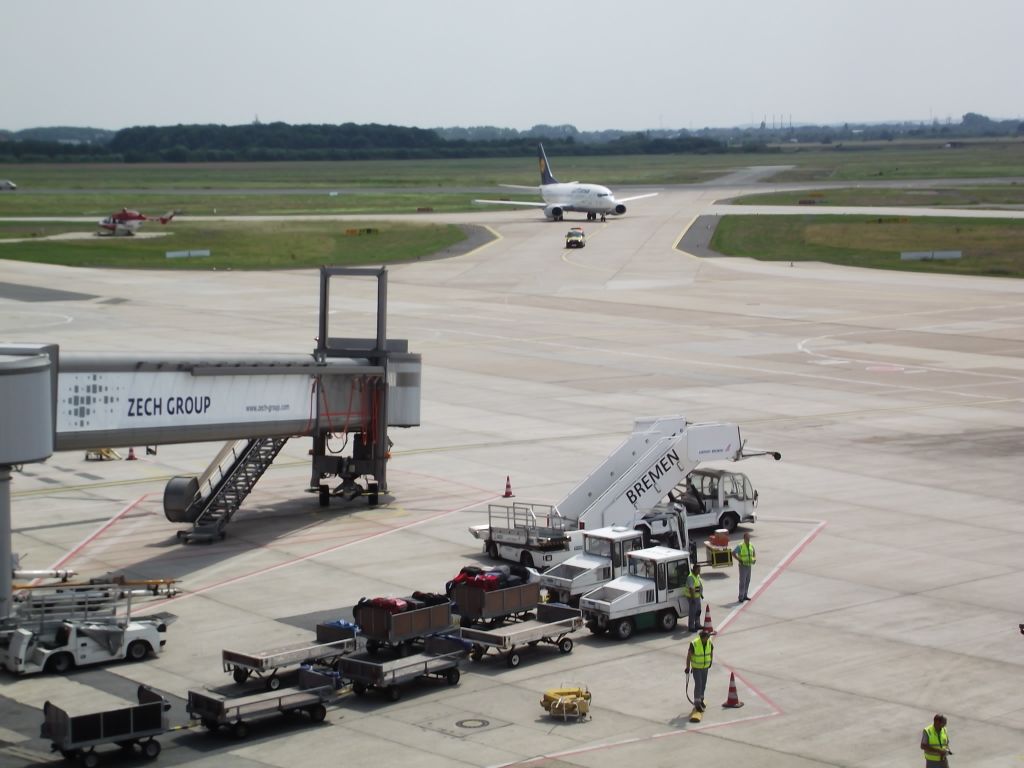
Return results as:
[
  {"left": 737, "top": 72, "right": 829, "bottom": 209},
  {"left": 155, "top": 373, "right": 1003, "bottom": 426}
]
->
[
  {"left": 486, "top": 540, "right": 499, "bottom": 559},
  {"left": 445, "top": 668, "right": 461, "bottom": 686},
  {"left": 116, "top": 740, "right": 136, "bottom": 750},
  {"left": 506, "top": 651, "right": 521, "bottom": 668},
  {"left": 82, "top": 751, "right": 100, "bottom": 768},
  {"left": 202, "top": 718, "right": 218, "bottom": 731},
  {"left": 366, "top": 639, "right": 379, "bottom": 656},
  {"left": 587, "top": 622, "right": 607, "bottom": 636},
  {"left": 59, "top": 749, "right": 75, "bottom": 760},
  {"left": 308, "top": 703, "right": 327, "bottom": 722},
  {"left": 232, "top": 721, "right": 249, "bottom": 739},
  {"left": 469, "top": 647, "right": 482, "bottom": 662},
  {"left": 267, "top": 675, "right": 282, "bottom": 691},
  {"left": 232, "top": 668, "right": 250, "bottom": 684},
  {"left": 527, "top": 640, "right": 540, "bottom": 647},
  {"left": 319, "top": 484, "right": 330, "bottom": 507},
  {"left": 352, "top": 681, "right": 367, "bottom": 695},
  {"left": 558, "top": 637, "right": 574, "bottom": 654},
  {"left": 142, "top": 739, "right": 161, "bottom": 759},
  {"left": 386, "top": 686, "right": 402, "bottom": 702}
]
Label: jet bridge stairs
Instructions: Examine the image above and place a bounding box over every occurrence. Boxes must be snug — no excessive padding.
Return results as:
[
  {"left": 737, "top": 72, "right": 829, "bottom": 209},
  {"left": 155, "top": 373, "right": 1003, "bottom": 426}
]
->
[{"left": 169, "top": 437, "right": 290, "bottom": 544}]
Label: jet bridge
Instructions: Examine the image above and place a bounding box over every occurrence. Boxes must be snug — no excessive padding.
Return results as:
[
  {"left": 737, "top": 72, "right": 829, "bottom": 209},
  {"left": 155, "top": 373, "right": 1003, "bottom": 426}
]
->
[{"left": 1, "top": 267, "right": 421, "bottom": 543}]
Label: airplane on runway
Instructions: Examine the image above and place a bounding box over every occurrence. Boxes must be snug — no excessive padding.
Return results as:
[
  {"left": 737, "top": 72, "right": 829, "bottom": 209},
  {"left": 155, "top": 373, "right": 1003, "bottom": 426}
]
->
[
  {"left": 98, "top": 208, "right": 176, "bottom": 236},
  {"left": 473, "top": 143, "right": 657, "bottom": 222}
]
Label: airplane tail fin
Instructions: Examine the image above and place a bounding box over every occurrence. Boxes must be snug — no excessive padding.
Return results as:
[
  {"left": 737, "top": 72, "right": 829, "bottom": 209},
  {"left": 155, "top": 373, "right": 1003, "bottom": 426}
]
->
[
  {"left": 159, "top": 211, "right": 176, "bottom": 224},
  {"left": 538, "top": 143, "right": 559, "bottom": 185}
]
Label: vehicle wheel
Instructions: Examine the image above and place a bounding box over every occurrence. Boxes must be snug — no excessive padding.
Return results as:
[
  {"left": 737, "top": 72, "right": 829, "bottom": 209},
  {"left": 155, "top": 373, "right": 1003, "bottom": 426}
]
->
[
  {"left": 267, "top": 675, "right": 282, "bottom": 691},
  {"left": 558, "top": 637, "right": 574, "bottom": 654},
  {"left": 587, "top": 622, "right": 607, "bottom": 636},
  {"left": 127, "top": 640, "right": 149, "bottom": 662},
  {"left": 202, "top": 718, "right": 218, "bottom": 731},
  {"left": 308, "top": 703, "right": 327, "bottom": 722},
  {"left": 142, "top": 739, "right": 161, "bottom": 759},
  {"left": 386, "top": 686, "right": 402, "bottom": 702},
  {"left": 59, "top": 749, "right": 76, "bottom": 760},
  {"left": 352, "top": 681, "right": 367, "bottom": 695},
  {"left": 319, "top": 484, "right": 330, "bottom": 507},
  {"left": 506, "top": 651, "right": 521, "bottom": 668},
  {"left": 116, "top": 740, "right": 136, "bottom": 751},
  {"left": 612, "top": 618, "right": 634, "bottom": 640},
  {"left": 232, "top": 721, "right": 248, "bottom": 739},
  {"left": 469, "top": 647, "right": 482, "bottom": 662},
  {"left": 232, "top": 668, "right": 249, "bottom": 684},
  {"left": 366, "top": 639, "right": 380, "bottom": 656},
  {"left": 46, "top": 652, "right": 74, "bottom": 674},
  {"left": 527, "top": 640, "right": 540, "bottom": 647},
  {"left": 445, "top": 668, "right": 461, "bottom": 686},
  {"left": 486, "top": 540, "right": 499, "bottom": 559},
  {"left": 519, "top": 552, "right": 534, "bottom": 568},
  {"left": 82, "top": 751, "right": 100, "bottom": 768},
  {"left": 721, "top": 512, "right": 740, "bottom": 533},
  {"left": 658, "top": 609, "right": 678, "bottom": 632}
]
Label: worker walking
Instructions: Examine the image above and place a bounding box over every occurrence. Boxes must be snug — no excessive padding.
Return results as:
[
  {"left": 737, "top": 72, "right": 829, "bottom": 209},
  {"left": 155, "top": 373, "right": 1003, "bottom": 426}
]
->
[
  {"left": 921, "top": 714, "right": 952, "bottom": 766},
  {"left": 685, "top": 628, "right": 714, "bottom": 711},
  {"left": 684, "top": 563, "right": 703, "bottom": 632},
  {"left": 733, "top": 532, "right": 756, "bottom": 602}
]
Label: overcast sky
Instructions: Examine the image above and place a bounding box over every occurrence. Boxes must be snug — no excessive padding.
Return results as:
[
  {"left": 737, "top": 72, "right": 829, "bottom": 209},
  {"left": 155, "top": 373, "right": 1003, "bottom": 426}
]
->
[{"left": 3, "top": 0, "right": 1019, "bottom": 133}]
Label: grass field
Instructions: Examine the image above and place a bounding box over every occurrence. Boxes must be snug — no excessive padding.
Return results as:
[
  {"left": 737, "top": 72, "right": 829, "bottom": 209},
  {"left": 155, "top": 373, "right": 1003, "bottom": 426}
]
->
[
  {"left": 710, "top": 214, "right": 1024, "bottom": 278},
  {"left": 729, "top": 185, "right": 1024, "bottom": 208},
  {"left": 0, "top": 220, "right": 468, "bottom": 270}
]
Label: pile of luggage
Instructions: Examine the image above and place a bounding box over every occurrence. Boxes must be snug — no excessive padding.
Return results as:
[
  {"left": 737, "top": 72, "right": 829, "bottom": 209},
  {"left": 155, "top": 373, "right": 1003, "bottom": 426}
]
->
[
  {"left": 446, "top": 564, "right": 533, "bottom": 595},
  {"left": 355, "top": 591, "right": 448, "bottom": 615}
]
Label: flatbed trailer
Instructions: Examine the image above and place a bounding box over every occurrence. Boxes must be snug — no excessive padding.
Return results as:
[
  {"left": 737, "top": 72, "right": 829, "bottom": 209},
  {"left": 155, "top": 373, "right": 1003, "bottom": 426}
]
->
[
  {"left": 352, "top": 598, "right": 454, "bottom": 654},
  {"left": 221, "top": 623, "right": 356, "bottom": 689},
  {"left": 452, "top": 581, "right": 541, "bottom": 628},
  {"left": 41, "top": 685, "right": 170, "bottom": 766},
  {"left": 460, "top": 603, "right": 583, "bottom": 668},
  {"left": 187, "top": 668, "right": 336, "bottom": 739},
  {"left": 337, "top": 635, "right": 466, "bottom": 701}
]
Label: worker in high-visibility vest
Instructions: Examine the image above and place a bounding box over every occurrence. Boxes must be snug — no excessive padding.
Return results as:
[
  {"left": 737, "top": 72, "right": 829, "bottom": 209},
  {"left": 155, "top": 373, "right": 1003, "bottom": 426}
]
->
[
  {"left": 685, "top": 628, "right": 714, "bottom": 711},
  {"left": 684, "top": 563, "right": 703, "bottom": 632},
  {"left": 920, "top": 713, "right": 952, "bottom": 767},
  {"left": 733, "top": 532, "right": 756, "bottom": 602}
]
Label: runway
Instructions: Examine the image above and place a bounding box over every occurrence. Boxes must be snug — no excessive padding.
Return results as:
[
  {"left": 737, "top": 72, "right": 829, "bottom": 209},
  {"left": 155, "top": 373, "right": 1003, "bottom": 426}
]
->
[{"left": 2, "top": 183, "right": 1022, "bottom": 766}]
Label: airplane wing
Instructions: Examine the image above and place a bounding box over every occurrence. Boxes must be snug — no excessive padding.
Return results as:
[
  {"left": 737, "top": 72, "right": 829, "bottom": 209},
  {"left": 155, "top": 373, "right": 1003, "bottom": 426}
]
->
[
  {"left": 473, "top": 199, "right": 548, "bottom": 208},
  {"left": 616, "top": 192, "right": 659, "bottom": 203}
]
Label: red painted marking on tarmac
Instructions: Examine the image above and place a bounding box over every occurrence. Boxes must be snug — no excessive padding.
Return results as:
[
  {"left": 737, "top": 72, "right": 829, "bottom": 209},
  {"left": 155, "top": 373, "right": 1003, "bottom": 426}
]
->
[{"left": 48, "top": 494, "right": 151, "bottom": 572}]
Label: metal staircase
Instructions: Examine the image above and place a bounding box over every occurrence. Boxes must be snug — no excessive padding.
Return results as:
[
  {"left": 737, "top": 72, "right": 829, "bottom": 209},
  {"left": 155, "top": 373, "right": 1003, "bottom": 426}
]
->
[{"left": 178, "top": 437, "right": 289, "bottom": 544}]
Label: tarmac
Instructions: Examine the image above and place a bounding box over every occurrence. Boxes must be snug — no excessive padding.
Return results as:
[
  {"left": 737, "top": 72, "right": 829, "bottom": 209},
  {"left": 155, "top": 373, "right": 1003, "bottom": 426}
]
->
[{"left": 2, "top": 179, "right": 1023, "bottom": 767}]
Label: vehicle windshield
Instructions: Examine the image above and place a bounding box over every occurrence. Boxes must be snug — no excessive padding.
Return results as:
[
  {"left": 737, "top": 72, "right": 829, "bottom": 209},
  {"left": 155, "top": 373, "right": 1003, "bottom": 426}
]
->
[
  {"left": 585, "top": 537, "right": 612, "bottom": 558},
  {"left": 628, "top": 558, "right": 656, "bottom": 580}
]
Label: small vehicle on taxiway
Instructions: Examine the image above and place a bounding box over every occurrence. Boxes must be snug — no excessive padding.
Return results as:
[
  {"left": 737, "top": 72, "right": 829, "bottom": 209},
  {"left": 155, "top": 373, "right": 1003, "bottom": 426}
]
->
[{"left": 565, "top": 227, "right": 586, "bottom": 248}]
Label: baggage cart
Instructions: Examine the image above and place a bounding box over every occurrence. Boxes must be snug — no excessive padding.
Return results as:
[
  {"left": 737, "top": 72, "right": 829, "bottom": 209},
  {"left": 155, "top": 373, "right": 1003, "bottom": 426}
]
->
[
  {"left": 337, "top": 635, "right": 466, "bottom": 702},
  {"left": 452, "top": 581, "right": 540, "bottom": 627},
  {"left": 41, "top": 685, "right": 170, "bottom": 766},
  {"left": 352, "top": 598, "right": 453, "bottom": 654},
  {"left": 221, "top": 622, "right": 356, "bottom": 689},
  {"left": 187, "top": 668, "right": 336, "bottom": 739},
  {"left": 460, "top": 603, "right": 583, "bottom": 667}
]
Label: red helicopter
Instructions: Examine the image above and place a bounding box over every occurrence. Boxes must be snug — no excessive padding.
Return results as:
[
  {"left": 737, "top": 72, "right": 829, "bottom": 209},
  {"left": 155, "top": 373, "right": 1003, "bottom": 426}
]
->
[{"left": 98, "top": 208, "right": 176, "bottom": 236}]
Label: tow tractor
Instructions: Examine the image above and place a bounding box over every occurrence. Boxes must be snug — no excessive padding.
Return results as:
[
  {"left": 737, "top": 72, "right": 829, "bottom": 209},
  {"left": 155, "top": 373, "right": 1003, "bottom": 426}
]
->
[
  {"left": 469, "top": 415, "right": 779, "bottom": 569},
  {"left": 0, "top": 575, "right": 177, "bottom": 675},
  {"left": 578, "top": 546, "right": 691, "bottom": 640}
]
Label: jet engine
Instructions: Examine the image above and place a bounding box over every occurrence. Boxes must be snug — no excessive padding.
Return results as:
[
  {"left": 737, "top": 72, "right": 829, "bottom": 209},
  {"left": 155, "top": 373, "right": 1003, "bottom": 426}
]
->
[
  {"left": 544, "top": 204, "right": 565, "bottom": 221},
  {"left": 614, "top": 204, "right": 627, "bottom": 215}
]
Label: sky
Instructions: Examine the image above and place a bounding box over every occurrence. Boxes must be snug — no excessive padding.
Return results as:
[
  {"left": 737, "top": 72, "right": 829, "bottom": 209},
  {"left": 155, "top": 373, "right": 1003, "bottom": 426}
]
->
[{"left": 2, "top": 0, "right": 1020, "bottom": 133}]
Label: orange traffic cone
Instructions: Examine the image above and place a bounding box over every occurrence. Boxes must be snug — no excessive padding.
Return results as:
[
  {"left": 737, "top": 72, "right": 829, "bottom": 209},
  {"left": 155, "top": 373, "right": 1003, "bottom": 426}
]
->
[
  {"left": 702, "top": 604, "right": 714, "bottom": 634},
  {"left": 126, "top": 447, "right": 137, "bottom": 461},
  {"left": 722, "top": 672, "right": 744, "bottom": 708},
  {"left": 502, "top": 476, "right": 514, "bottom": 498}
]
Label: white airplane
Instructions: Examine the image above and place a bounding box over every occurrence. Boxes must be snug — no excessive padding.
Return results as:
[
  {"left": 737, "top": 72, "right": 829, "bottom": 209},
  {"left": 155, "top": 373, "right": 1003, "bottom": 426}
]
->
[{"left": 474, "top": 143, "right": 657, "bottom": 222}]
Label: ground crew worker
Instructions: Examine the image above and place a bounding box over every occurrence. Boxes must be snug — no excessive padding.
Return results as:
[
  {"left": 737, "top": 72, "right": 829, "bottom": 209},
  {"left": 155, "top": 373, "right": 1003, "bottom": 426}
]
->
[
  {"left": 733, "top": 532, "right": 756, "bottom": 602},
  {"left": 921, "top": 713, "right": 952, "bottom": 766},
  {"left": 685, "top": 628, "right": 713, "bottom": 711},
  {"left": 684, "top": 563, "right": 703, "bottom": 631}
]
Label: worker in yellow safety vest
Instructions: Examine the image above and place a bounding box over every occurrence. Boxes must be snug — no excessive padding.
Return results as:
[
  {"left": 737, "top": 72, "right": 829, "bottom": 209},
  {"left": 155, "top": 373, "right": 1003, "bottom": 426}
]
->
[
  {"left": 920, "top": 713, "right": 952, "bottom": 767},
  {"left": 685, "top": 628, "right": 714, "bottom": 711},
  {"left": 733, "top": 532, "right": 756, "bottom": 602},
  {"left": 684, "top": 563, "right": 703, "bottom": 631}
]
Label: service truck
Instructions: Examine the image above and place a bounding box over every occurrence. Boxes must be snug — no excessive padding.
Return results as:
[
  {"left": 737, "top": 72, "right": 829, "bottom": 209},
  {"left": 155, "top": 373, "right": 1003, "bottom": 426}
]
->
[
  {"left": 470, "top": 415, "right": 778, "bottom": 569},
  {"left": 0, "top": 580, "right": 175, "bottom": 675},
  {"left": 578, "top": 546, "right": 691, "bottom": 640}
]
